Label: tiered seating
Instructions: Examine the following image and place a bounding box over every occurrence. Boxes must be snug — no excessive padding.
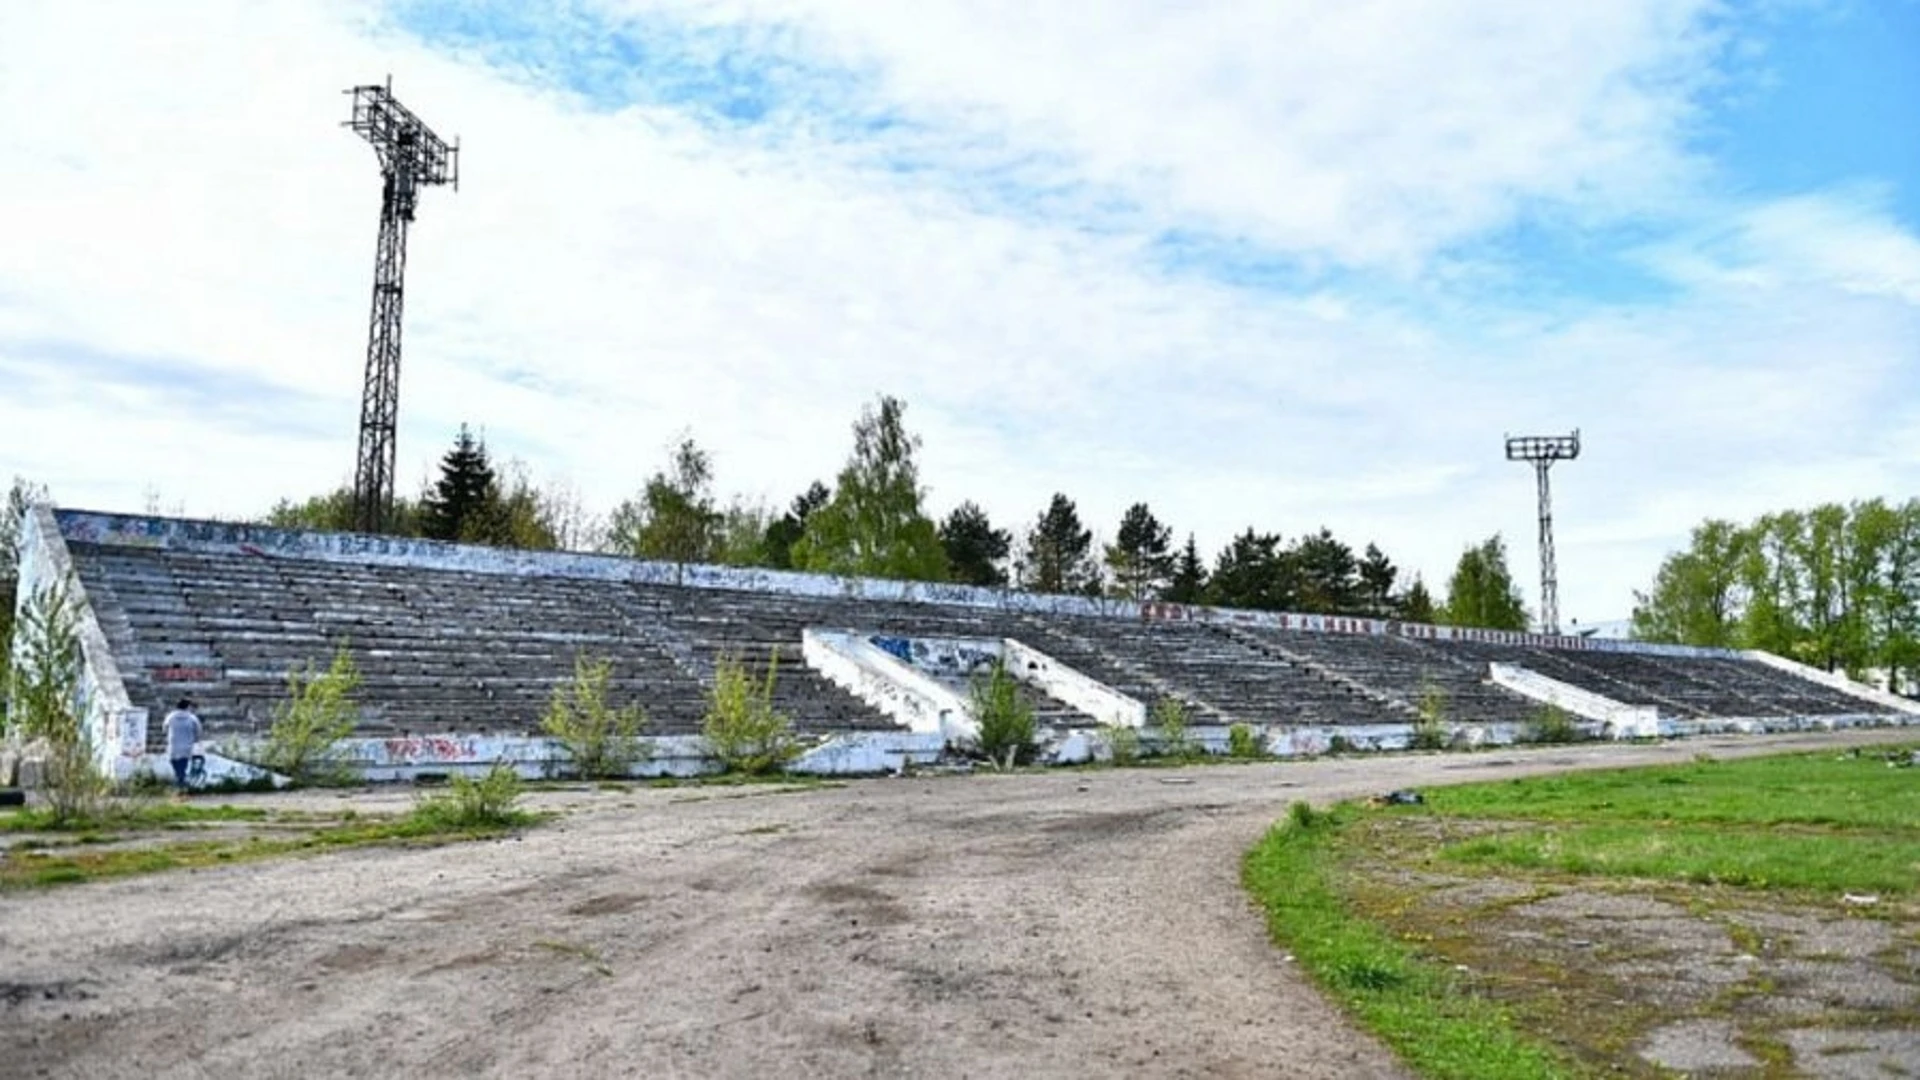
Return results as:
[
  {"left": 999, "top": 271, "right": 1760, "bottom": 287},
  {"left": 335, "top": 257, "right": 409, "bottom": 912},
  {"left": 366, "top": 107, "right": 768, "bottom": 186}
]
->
[
  {"left": 65, "top": 530, "right": 1900, "bottom": 751},
  {"left": 67, "top": 544, "right": 888, "bottom": 745},
  {"left": 1242, "top": 629, "right": 1541, "bottom": 725},
  {"left": 1434, "top": 640, "right": 1880, "bottom": 718},
  {"left": 1059, "top": 618, "right": 1394, "bottom": 726}
]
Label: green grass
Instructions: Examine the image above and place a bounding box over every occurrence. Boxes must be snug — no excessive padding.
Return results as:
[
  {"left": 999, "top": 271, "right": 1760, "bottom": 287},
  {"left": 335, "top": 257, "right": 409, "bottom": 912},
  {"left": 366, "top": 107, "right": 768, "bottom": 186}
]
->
[
  {"left": 1, "top": 808, "right": 541, "bottom": 891},
  {"left": 0, "top": 802, "right": 270, "bottom": 832},
  {"left": 1443, "top": 821, "right": 1917, "bottom": 895},
  {"left": 1244, "top": 805, "right": 1577, "bottom": 1080},
  {"left": 1425, "top": 747, "right": 1919, "bottom": 830},
  {"left": 1421, "top": 746, "right": 1920, "bottom": 896},
  {"left": 1243, "top": 745, "right": 1920, "bottom": 1079}
]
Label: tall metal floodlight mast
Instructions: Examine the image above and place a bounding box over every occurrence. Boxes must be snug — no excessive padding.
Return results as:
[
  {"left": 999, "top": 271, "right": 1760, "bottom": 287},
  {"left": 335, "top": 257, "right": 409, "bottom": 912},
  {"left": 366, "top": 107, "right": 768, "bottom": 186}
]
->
[
  {"left": 344, "top": 78, "right": 458, "bottom": 534},
  {"left": 1505, "top": 430, "right": 1581, "bottom": 636}
]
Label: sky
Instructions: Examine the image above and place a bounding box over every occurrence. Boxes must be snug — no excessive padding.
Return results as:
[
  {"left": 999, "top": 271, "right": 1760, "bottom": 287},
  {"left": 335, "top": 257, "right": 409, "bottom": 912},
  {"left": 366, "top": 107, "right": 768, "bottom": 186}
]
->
[{"left": 2, "top": 0, "right": 1917, "bottom": 629}]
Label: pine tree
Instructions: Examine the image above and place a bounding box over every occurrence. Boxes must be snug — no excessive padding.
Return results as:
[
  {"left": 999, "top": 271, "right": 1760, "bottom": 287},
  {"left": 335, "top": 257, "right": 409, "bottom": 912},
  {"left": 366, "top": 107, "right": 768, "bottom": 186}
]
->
[
  {"left": 793, "top": 396, "right": 948, "bottom": 582},
  {"left": 1019, "top": 495, "right": 1095, "bottom": 594},
  {"left": 420, "top": 426, "right": 501, "bottom": 542},
  {"left": 1164, "top": 534, "right": 1208, "bottom": 604},
  {"left": 1442, "top": 535, "right": 1529, "bottom": 630},
  {"left": 1293, "top": 528, "right": 1361, "bottom": 614},
  {"left": 763, "top": 482, "right": 830, "bottom": 570},
  {"left": 1105, "top": 502, "right": 1174, "bottom": 601},
  {"left": 1207, "top": 529, "right": 1297, "bottom": 611},
  {"left": 1398, "top": 576, "right": 1437, "bottom": 624},
  {"left": 940, "top": 501, "right": 1012, "bottom": 586},
  {"left": 1358, "top": 543, "right": 1398, "bottom": 616}
]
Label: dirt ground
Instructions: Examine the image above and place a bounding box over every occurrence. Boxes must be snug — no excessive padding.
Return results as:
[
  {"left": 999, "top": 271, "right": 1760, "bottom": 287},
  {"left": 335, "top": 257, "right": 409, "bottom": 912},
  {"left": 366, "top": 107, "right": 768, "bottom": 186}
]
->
[{"left": 0, "top": 729, "right": 1907, "bottom": 1080}]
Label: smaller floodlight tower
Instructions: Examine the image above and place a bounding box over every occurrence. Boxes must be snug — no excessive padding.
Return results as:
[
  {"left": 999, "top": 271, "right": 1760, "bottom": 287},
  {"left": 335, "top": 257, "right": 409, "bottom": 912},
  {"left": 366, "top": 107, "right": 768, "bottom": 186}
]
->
[
  {"left": 345, "top": 77, "right": 459, "bottom": 534},
  {"left": 1505, "top": 430, "right": 1581, "bottom": 636}
]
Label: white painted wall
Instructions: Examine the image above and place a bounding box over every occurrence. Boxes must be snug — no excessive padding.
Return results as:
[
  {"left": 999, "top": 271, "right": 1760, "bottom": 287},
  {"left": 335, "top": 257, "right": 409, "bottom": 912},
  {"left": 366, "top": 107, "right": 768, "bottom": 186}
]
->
[
  {"left": 1487, "top": 662, "right": 1659, "bottom": 739},
  {"left": 803, "top": 629, "right": 974, "bottom": 741},
  {"left": 1742, "top": 650, "right": 1920, "bottom": 715},
  {"left": 12, "top": 505, "right": 149, "bottom": 780},
  {"left": 1001, "top": 637, "right": 1145, "bottom": 728}
]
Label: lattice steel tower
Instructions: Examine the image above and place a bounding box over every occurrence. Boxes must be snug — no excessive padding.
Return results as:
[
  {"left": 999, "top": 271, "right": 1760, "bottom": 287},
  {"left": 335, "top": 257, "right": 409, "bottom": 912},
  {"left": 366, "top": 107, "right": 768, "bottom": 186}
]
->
[
  {"left": 344, "top": 78, "right": 458, "bottom": 534},
  {"left": 1505, "top": 430, "right": 1581, "bottom": 636}
]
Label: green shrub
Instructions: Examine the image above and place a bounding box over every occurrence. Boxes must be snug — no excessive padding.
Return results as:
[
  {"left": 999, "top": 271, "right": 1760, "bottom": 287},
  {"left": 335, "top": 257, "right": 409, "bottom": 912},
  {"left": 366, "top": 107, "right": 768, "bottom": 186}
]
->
[
  {"left": 1102, "top": 724, "right": 1141, "bottom": 766},
  {"left": 410, "top": 763, "right": 528, "bottom": 830},
  {"left": 1288, "top": 799, "right": 1323, "bottom": 831},
  {"left": 970, "top": 659, "right": 1037, "bottom": 769},
  {"left": 541, "top": 654, "right": 648, "bottom": 778},
  {"left": 1227, "top": 722, "right": 1264, "bottom": 759},
  {"left": 1523, "top": 704, "right": 1583, "bottom": 745},
  {"left": 703, "top": 652, "right": 800, "bottom": 776},
  {"left": 252, "top": 646, "right": 362, "bottom": 784},
  {"left": 1152, "top": 696, "right": 1195, "bottom": 760},
  {"left": 1409, "top": 681, "right": 1449, "bottom": 751},
  {"left": 8, "top": 579, "right": 109, "bottom": 824}
]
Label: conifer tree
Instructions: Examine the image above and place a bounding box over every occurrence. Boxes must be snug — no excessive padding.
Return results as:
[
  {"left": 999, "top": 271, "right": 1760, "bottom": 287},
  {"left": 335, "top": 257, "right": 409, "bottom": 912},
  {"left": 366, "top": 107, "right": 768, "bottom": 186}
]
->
[
  {"left": 763, "top": 482, "right": 830, "bottom": 570},
  {"left": 1293, "top": 528, "right": 1361, "bottom": 614},
  {"left": 940, "top": 501, "right": 1012, "bottom": 587},
  {"left": 1105, "top": 502, "right": 1174, "bottom": 601},
  {"left": 1023, "top": 494, "right": 1096, "bottom": 595},
  {"left": 1398, "top": 576, "right": 1438, "bottom": 624},
  {"left": 1358, "top": 543, "right": 1398, "bottom": 616},
  {"left": 1164, "top": 533, "right": 1208, "bottom": 604},
  {"left": 419, "top": 425, "right": 500, "bottom": 542}
]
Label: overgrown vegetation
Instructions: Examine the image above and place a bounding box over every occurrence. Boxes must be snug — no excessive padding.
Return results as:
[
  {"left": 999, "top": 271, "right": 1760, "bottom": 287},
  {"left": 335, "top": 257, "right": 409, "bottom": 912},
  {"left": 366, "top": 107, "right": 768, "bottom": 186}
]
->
[
  {"left": 2, "top": 777, "right": 539, "bottom": 891},
  {"left": 1100, "top": 723, "right": 1141, "bottom": 765},
  {"left": 541, "top": 654, "right": 647, "bottom": 779},
  {"left": 6, "top": 578, "right": 110, "bottom": 823},
  {"left": 410, "top": 763, "right": 531, "bottom": 830},
  {"left": 1408, "top": 681, "right": 1449, "bottom": 750},
  {"left": 1150, "top": 695, "right": 1194, "bottom": 760},
  {"left": 1243, "top": 746, "right": 1920, "bottom": 1079},
  {"left": 1244, "top": 804, "right": 1571, "bottom": 1080},
  {"left": 1226, "top": 722, "right": 1264, "bottom": 759},
  {"left": 239, "top": 646, "right": 362, "bottom": 784},
  {"left": 970, "top": 659, "right": 1037, "bottom": 769},
  {"left": 702, "top": 651, "right": 800, "bottom": 776},
  {"left": 1520, "top": 703, "right": 1582, "bottom": 745}
]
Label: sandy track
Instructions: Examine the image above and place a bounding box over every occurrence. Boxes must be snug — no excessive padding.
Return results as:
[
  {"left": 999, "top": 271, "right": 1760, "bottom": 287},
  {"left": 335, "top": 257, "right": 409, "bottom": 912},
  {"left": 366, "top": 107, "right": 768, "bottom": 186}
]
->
[{"left": 1, "top": 729, "right": 1903, "bottom": 1079}]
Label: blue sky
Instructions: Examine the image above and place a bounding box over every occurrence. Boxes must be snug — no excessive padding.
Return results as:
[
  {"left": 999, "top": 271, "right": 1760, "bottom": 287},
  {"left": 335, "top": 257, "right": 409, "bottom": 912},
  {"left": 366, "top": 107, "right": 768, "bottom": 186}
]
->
[{"left": 2, "top": 0, "right": 1917, "bottom": 628}]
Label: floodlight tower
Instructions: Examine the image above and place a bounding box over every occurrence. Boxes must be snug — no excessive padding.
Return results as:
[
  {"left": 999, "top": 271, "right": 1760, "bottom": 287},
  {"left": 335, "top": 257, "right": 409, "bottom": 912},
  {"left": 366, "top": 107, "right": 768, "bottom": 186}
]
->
[
  {"left": 1505, "top": 430, "right": 1581, "bottom": 636},
  {"left": 344, "top": 78, "right": 458, "bottom": 534}
]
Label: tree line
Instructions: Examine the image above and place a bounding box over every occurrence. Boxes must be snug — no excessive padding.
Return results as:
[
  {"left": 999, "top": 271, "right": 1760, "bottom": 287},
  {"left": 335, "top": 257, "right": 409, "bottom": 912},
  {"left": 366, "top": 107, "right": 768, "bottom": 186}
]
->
[
  {"left": 1631, "top": 499, "right": 1920, "bottom": 688},
  {"left": 256, "top": 395, "right": 1529, "bottom": 628}
]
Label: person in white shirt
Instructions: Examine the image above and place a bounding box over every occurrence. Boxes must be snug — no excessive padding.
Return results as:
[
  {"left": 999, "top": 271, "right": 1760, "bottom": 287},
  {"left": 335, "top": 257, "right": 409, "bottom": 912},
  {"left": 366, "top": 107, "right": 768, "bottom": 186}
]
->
[{"left": 161, "top": 699, "right": 202, "bottom": 792}]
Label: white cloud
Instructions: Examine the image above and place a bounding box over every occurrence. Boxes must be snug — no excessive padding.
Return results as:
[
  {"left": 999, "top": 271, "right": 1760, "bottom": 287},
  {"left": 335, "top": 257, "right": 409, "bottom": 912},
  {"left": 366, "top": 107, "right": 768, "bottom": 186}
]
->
[{"left": 0, "top": 0, "right": 1916, "bottom": 630}]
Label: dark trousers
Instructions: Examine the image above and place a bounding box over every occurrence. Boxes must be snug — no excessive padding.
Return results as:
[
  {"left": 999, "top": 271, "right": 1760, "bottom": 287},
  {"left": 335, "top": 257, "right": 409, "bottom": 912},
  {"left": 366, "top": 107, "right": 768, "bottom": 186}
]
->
[{"left": 169, "top": 757, "right": 191, "bottom": 788}]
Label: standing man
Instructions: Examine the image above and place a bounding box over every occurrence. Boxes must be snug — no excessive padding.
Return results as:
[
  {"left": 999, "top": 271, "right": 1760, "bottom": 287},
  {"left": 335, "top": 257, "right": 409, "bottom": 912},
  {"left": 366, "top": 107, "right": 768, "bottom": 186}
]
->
[{"left": 162, "top": 698, "right": 202, "bottom": 794}]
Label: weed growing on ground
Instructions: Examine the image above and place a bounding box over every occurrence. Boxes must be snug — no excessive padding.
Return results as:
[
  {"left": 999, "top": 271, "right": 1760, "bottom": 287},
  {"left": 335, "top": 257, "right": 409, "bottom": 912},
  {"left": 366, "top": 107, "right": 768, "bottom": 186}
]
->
[
  {"left": 1227, "top": 722, "right": 1264, "bottom": 760},
  {"left": 1151, "top": 696, "right": 1195, "bottom": 760},
  {"left": 1101, "top": 724, "right": 1141, "bottom": 766},
  {"left": 410, "top": 763, "right": 531, "bottom": 830},
  {"left": 703, "top": 651, "right": 800, "bottom": 776},
  {"left": 541, "top": 654, "right": 648, "bottom": 779},
  {"left": 1409, "top": 681, "right": 1449, "bottom": 751},
  {"left": 1521, "top": 704, "right": 1583, "bottom": 745},
  {"left": 241, "top": 646, "right": 362, "bottom": 784},
  {"left": 970, "top": 659, "right": 1037, "bottom": 769}
]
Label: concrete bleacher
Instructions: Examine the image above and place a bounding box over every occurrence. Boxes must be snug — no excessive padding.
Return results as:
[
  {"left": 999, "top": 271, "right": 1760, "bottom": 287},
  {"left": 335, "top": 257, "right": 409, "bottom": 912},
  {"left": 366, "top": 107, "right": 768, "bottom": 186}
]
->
[{"left": 51, "top": 509, "right": 1909, "bottom": 762}]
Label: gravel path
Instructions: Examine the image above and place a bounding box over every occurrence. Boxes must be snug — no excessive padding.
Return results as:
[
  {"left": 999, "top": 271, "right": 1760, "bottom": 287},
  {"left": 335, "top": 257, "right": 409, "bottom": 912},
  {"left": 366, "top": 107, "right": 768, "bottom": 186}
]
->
[{"left": 0, "top": 729, "right": 1903, "bottom": 1079}]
